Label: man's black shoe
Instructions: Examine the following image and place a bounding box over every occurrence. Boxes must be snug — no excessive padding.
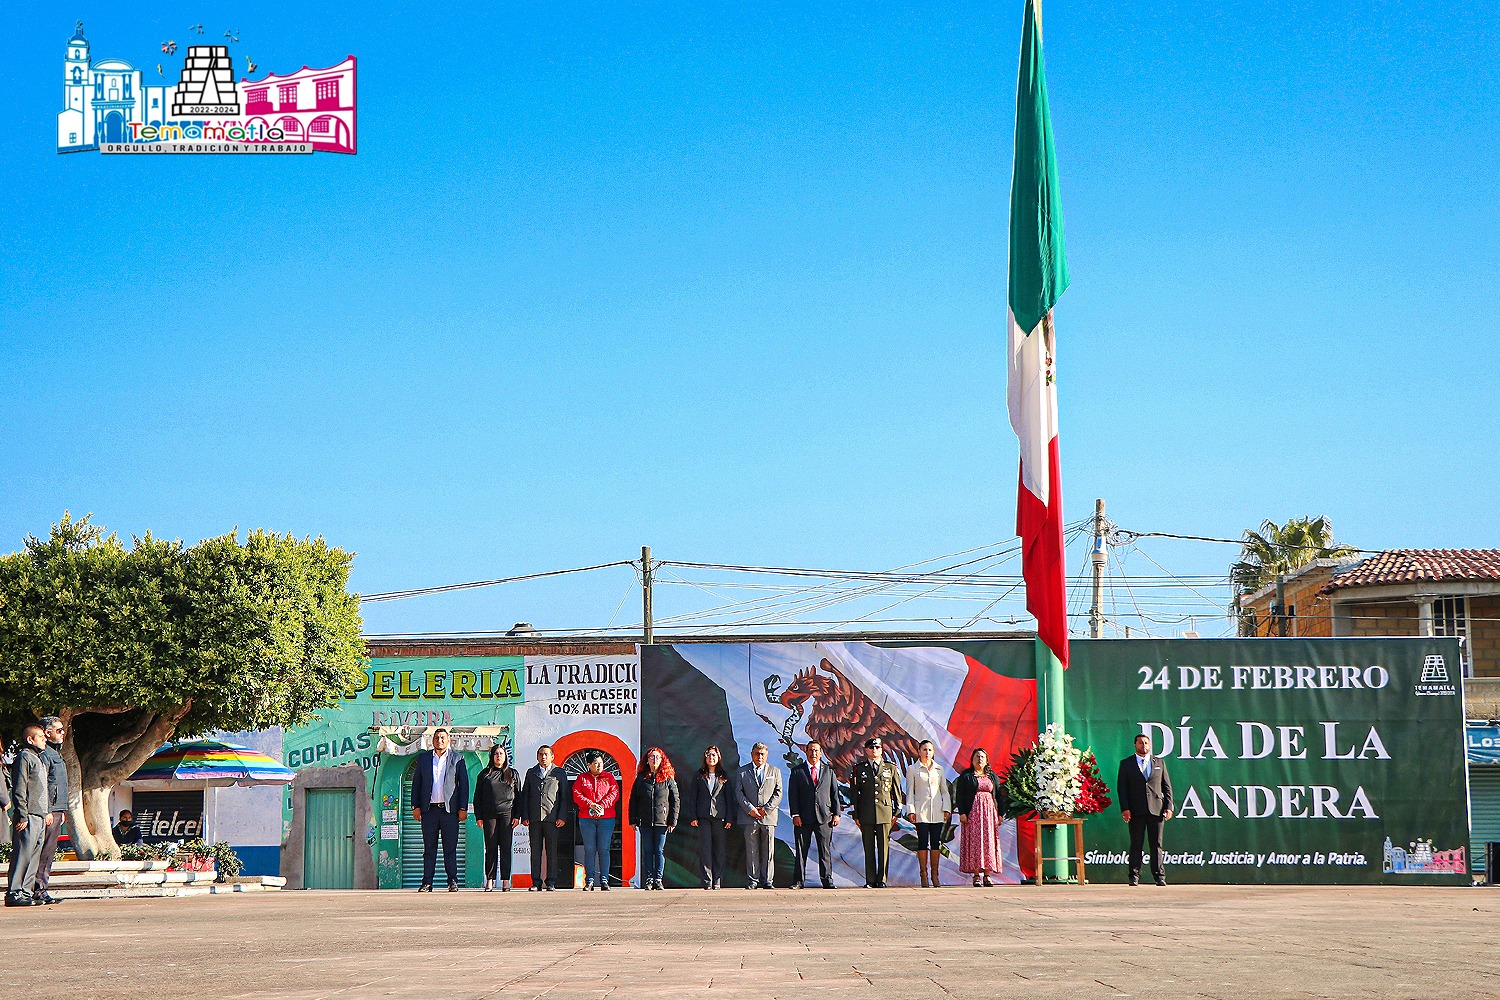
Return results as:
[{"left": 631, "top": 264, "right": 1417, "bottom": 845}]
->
[
  {"left": 417, "top": 884, "right": 433, "bottom": 893},
  {"left": 39, "top": 892, "right": 61, "bottom": 904},
  {"left": 447, "top": 882, "right": 459, "bottom": 892},
  {"left": 544, "top": 883, "right": 555, "bottom": 891},
  {"left": 4, "top": 893, "right": 33, "bottom": 907},
  {"left": 1155, "top": 875, "right": 1167, "bottom": 886},
  {"left": 822, "top": 882, "right": 835, "bottom": 889},
  {"left": 1128, "top": 875, "right": 1139, "bottom": 886}
]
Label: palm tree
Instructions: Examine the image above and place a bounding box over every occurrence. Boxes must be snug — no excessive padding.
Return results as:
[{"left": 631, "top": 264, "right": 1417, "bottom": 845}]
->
[{"left": 1231, "top": 516, "right": 1358, "bottom": 635}]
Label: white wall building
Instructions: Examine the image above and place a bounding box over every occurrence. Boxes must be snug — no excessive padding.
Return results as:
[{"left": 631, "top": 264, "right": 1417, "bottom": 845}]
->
[{"left": 57, "top": 25, "right": 176, "bottom": 151}]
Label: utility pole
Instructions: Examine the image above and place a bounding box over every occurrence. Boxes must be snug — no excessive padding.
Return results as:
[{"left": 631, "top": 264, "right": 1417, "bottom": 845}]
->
[
  {"left": 1089, "top": 498, "right": 1106, "bottom": 639},
  {"left": 641, "top": 546, "right": 654, "bottom": 646},
  {"left": 1274, "top": 572, "right": 1287, "bottom": 638}
]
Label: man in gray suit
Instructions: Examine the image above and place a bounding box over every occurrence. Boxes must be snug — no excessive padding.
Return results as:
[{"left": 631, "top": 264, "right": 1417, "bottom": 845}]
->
[
  {"left": 7, "top": 724, "right": 50, "bottom": 907},
  {"left": 34, "top": 716, "right": 69, "bottom": 904},
  {"left": 520, "top": 745, "right": 568, "bottom": 891},
  {"left": 736, "top": 742, "right": 783, "bottom": 889}
]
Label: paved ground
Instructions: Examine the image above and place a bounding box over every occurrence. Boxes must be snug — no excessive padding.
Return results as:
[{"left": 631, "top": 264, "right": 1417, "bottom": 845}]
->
[{"left": 2, "top": 885, "right": 1496, "bottom": 1000}]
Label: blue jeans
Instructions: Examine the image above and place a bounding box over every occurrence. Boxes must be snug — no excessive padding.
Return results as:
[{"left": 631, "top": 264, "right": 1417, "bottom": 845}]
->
[
  {"left": 641, "top": 825, "right": 668, "bottom": 884},
  {"left": 579, "top": 816, "right": 615, "bottom": 887}
]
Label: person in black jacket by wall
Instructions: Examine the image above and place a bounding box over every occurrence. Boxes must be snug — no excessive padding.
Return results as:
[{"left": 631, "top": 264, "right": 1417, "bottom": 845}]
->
[
  {"left": 472, "top": 744, "right": 520, "bottom": 891},
  {"left": 629, "top": 747, "right": 680, "bottom": 890}
]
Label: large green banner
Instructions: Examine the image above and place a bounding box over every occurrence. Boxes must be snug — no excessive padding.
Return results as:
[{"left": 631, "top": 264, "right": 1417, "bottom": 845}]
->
[{"left": 1067, "top": 638, "right": 1470, "bottom": 884}]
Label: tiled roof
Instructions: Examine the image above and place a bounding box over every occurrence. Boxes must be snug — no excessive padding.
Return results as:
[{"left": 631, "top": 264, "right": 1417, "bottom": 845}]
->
[{"left": 1323, "top": 549, "right": 1500, "bottom": 590}]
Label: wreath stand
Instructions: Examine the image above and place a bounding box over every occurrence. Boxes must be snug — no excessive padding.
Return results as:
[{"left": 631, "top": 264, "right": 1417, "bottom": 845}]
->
[{"left": 1032, "top": 815, "right": 1087, "bottom": 885}]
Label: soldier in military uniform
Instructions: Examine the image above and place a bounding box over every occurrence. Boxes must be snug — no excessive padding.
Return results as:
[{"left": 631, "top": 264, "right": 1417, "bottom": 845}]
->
[{"left": 849, "top": 736, "right": 904, "bottom": 887}]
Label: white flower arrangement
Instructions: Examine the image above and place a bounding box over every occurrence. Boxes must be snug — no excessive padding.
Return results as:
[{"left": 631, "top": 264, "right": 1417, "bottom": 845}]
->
[{"left": 1033, "top": 723, "right": 1083, "bottom": 816}]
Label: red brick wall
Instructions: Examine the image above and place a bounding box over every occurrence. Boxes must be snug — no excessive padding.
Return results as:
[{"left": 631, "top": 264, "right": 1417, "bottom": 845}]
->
[
  {"left": 1340, "top": 600, "right": 1416, "bottom": 638},
  {"left": 1241, "top": 564, "right": 1345, "bottom": 637},
  {"left": 1470, "top": 596, "right": 1500, "bottom": 679}
]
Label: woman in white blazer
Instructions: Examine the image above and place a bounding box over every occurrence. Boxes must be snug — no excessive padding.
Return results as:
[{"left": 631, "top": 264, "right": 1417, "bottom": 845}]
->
[{"left": 904, "top": 740, "right": 952, "bottom": 887}]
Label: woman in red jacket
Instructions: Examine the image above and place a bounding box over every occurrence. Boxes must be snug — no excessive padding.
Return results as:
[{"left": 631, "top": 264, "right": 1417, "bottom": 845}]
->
[{"left": 572, "top": 752, "right": 620, "bottom": 890}]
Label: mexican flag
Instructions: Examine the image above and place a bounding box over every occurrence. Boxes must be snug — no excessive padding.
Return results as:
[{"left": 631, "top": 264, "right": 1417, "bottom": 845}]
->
[{"left": 1006, "top": 0, "right": 1070, "bottom": 669}]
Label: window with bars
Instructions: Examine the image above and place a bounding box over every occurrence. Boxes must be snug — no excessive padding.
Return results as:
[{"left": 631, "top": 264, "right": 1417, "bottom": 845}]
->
[
  {"left": 279, "top": 83, "right": 299, "bottom": 108},
  {"left": 316, "top": 79, "right": 339, "bottom": 103},
  {"left": 1433, "top": 597, "right": 1471, "bottom": 676},
  {"left": 311, "top": 117, "right": 331, "bottom": 134}
]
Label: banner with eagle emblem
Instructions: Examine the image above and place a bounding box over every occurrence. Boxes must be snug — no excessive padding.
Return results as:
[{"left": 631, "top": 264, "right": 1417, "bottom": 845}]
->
[{"left": 643, "top": 641, "right": 1038, "bottom": 887}]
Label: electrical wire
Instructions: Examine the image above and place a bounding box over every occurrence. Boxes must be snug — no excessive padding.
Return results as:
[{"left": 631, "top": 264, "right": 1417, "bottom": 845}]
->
[
  {"left": 1113, "top": 528, "right": 1380, "bottom": 554},
  {"left": 360, "top": 560, "right": 635, "bottom": 603}
]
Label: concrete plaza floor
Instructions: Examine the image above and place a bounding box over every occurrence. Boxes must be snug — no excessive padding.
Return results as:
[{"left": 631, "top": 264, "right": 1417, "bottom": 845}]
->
[{"left": 1, "top": 884, "right": 1495, "bottom": 1000}]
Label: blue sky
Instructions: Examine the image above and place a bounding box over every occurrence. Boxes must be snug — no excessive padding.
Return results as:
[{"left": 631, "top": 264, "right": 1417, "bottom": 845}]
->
[{"left": 2, "top": 2, "right": 1496, "bottom": 637}]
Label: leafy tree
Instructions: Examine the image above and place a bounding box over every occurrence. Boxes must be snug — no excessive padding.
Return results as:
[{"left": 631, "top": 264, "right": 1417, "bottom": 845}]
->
[
  {"left": 1231, "top": 516, "right": 1358, "bottom": 635},
  {"left": 0, "top": 514, "right": 365, "bottom": 858}
]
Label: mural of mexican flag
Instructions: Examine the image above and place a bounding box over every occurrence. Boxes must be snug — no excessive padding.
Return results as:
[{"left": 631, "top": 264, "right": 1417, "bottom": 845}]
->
[{"left": 642, "top": 641, "right": 1038, "bottom": 887}]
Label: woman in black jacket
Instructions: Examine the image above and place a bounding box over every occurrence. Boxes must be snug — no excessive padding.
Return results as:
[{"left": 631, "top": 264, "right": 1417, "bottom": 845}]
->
[
  {"left": 472, "top": 744, "right": 520, "bottom": 891},
  {"left": 685, "top": 746, "right": 733, "bottom": 889},
  {"left": 628, "top": 747, "right": 680, "bottom": 890}
]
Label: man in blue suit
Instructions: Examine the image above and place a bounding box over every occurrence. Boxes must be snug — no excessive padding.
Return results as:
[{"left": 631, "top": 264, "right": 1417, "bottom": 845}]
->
[{"left": 410, "top": 728, "right": 469, "bottom": 892}]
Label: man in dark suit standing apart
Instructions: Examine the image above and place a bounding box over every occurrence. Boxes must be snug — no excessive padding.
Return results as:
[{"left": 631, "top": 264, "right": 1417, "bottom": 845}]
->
[
  {"left": 520, "top": 744, "right": 568, "bottom": 891},
  {"left": 849, "top": 736, "right": 903, "bottom": 888},
  {"left": 1117, "top": 732, "right": 1174, "bottom": 886},
  {"left": 789, "top": 739, "right": 841, "bottom": 889},
  {"left": 410, "top": 728, "right": 469, "bottom": 892}
]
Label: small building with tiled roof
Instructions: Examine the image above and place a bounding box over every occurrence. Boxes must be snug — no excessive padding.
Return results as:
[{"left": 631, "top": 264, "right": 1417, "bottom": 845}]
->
[
  {"left": 1320, "top": 549, "right": 1500, "bottom": 683},
  {"left": 1239, "top": 549, "right": 1500, "bottom": 686},
  {"left": 1322, "top": 549, "right": 1500, "bottom": 590}
]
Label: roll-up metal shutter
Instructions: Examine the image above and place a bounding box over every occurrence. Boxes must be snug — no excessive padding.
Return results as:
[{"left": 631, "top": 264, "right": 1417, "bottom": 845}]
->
[{"left": 1469, "top": 765, "right": 1500, "bottom": 875}]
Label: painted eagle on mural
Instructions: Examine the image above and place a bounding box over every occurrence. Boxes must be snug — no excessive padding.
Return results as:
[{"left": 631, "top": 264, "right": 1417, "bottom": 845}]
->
[{"left": 773, "top": 657, "right": 923, "bottom": 780}]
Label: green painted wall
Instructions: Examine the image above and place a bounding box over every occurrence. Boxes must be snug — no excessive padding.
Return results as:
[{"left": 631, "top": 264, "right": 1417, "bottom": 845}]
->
[{"left": 284, "top": 656, "right": 524, "bottom": 888}]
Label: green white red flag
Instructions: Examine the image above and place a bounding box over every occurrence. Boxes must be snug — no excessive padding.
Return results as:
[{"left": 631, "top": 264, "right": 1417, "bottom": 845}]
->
[{"left": 1006, "top": 0, "right": 1070, "bottom": 668}]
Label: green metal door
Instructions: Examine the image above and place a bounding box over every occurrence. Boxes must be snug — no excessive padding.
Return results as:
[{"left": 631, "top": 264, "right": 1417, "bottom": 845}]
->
[
  {"left": 304, "top": 787, "right": 356, "bottom": 889},
  {"left": 1470, "top": 765, "right": 1500, "bottom": 875}
]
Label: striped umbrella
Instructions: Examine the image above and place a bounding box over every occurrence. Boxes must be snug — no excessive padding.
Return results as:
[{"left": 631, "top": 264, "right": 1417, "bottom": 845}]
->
[{"left": 127, "top": 739, "right": 295, "bottom": 787}]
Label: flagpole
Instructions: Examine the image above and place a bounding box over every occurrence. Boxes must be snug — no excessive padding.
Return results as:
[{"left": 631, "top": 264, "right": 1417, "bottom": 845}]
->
[
  {"left": 1008, "top": 0, "right": 1071, "bottom": 882},
  {"left": 1035, "top": 311, "right": 1068, "bottom": 883}
]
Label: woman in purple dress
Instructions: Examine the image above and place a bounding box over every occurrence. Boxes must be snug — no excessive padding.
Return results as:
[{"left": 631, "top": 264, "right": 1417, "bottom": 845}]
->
[{"left": 954, "top": 748, "right": 1005, "bottom": 886}]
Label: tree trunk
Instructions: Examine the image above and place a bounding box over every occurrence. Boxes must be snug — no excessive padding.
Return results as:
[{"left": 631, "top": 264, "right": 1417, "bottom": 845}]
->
[
  {"left": 58, "top": 702, "right": 194, "bottom": 860},
  {"left": 74, "top": 786, "right": 119, "bottom": 859}
]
